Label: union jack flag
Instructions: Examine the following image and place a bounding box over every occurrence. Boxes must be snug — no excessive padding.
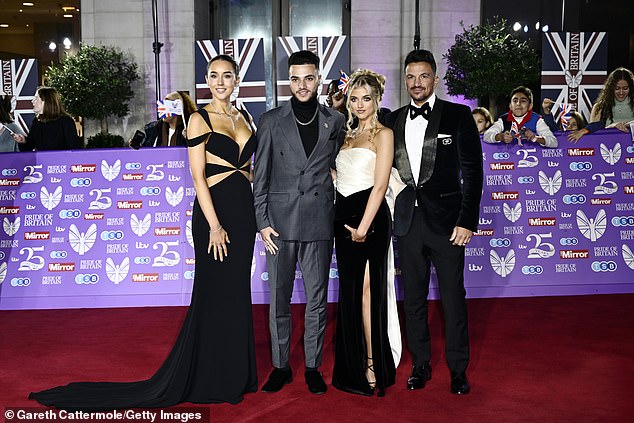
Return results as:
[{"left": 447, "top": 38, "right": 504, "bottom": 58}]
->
[
  {"left": 338, "top": 70, "right": 350, "bottom": 95},
  {"left": 195, "top": 38, "right": 266, "bottom": 124},
  {"left": 541, "top": 32, "right": 608, "bottom": 122},
  {"left": 276, "top": 36, "right": 350, "bottom": 105},
  {"left": 1, "top": 58, "right": 38, "bottom": 133},
  {"left": 510, "top": 120, "right": 520, "bottom": 138},
  {"left": 557, "top": 103, "right": 573, "bottom": 130},
  {"left": 156, "top": 99, "right": 183, "bottom": 118},
  {"left": 510, "top": 121, "right": 523, "bottom": 146}
]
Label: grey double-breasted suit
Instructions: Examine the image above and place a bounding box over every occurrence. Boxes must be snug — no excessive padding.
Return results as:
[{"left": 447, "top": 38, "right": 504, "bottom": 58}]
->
[{"left": 253, "top": 100, "right": 345, "bottom": 368}]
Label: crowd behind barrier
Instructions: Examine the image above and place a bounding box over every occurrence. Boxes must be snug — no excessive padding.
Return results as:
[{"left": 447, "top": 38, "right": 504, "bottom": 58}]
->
[{"left": 0, "top": 129, "right": 633, "bottom": 310}]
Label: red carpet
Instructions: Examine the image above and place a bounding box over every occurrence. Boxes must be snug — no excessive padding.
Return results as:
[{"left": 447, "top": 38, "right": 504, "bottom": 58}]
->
[{"left": 1, "top": 295, "right": 633, "bottom": 422}]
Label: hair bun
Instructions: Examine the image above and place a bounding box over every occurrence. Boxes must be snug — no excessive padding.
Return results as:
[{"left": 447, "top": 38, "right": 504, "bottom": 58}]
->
[{"left": 349, "top": 69, "right": 386, "bottom": 98}]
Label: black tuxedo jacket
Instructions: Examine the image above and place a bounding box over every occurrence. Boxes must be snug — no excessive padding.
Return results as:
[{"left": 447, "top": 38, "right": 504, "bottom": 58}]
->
[{"left": 385, "top": 99, "right": 483, "bottom": 236}]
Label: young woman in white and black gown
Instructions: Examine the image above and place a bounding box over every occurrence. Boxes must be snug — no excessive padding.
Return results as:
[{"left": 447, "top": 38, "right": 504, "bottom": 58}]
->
[
  {"left": 29, "top": 55, "right": 258, "bottom": 410},
  {"left": 332, "top": 69, "right": 401, "bottom": 397}
]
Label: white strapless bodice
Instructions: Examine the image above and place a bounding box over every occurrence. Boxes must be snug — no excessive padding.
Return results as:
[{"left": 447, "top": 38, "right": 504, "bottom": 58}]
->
[{"left": 335, "top": 148, "right": 376, "bottom": 196}]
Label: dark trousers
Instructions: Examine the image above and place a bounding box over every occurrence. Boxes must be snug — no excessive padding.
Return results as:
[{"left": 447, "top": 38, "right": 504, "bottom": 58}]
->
[{"left": 397, "top": 207, "right": 469, "bottom": 373}]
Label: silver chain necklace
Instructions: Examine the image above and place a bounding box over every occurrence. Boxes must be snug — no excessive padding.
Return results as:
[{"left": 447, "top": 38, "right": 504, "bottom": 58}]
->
[{"left": 294, "top": 106, "right": 319, "bottom": 126}]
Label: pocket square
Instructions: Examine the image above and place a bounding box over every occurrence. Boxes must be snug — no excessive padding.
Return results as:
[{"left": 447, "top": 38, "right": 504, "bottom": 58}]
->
[{"left": 438, "top": 134, "right": 453, "bottom": 145}]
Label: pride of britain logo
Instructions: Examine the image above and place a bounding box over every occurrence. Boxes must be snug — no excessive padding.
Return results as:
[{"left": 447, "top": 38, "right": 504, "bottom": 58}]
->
[
  {"left": 101, "top": 159, "right": 121, "bottom": 181},
  {"left": 576, "top": 210, "right": 607, "bottom": 242},
  {"left": 489, "top": 249, "right": 516, "bottom": 278},
  {"left": 106, "top": 257, "right": 129, "bottom": 284},
  {"left": 538, "top": 170, "right": 562, "bottom": 195},
  {"left": 503, "top": 202, "right": 522, "bottom": 223}
]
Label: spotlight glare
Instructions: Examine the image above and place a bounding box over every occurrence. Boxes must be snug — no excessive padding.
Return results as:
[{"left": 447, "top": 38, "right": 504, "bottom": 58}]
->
[
  {"left": 535, "top": 22, "right": 540, "bottom": 30},
  {"left": 523, "top": 25, "right": 529, "bottom": 33},
  {"left": 542, "top": 25, "right": 549, "bottom": 32},
  {"left": 48, "top": 41, "right": 57, "bottom": 51},
  {"left": 513, "top": 22, "right": 522, "bottom": 31}
]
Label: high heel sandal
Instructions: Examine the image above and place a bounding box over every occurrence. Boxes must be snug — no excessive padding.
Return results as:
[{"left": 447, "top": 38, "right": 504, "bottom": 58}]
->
[
  {"left": 366, "top": 357, "right": 385, "bottom": 397},
  {"left": 366, "top": 356, "right": 376, "bottom": 388}
]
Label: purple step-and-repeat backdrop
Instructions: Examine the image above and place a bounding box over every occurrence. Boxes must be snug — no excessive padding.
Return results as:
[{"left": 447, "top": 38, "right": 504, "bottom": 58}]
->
[
  {"left": 471, "top": 129, "right": 634, "bottom": 297},
  {"left": 1, "top": 130, "right": 634, "bottom": 310}
]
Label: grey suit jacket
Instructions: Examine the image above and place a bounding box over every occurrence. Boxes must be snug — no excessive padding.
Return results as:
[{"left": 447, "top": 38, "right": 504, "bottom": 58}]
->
[{"left": 253, "top": 101, "right": 346, "bottom": 241}]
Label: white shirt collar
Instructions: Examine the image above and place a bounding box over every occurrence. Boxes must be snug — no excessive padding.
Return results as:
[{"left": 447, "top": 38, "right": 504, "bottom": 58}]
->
[{"left": 409, "top": 93, "right": 436, "bottom": 112}]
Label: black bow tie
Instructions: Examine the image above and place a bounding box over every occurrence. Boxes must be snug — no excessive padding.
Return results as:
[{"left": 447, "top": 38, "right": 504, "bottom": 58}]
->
[{"left": 410, "top": 103, "right": 431, "bottom": 120}]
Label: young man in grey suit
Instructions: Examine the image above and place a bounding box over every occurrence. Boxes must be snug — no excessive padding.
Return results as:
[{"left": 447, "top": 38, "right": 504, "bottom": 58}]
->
[
  {"left": 385, "top": 49, "right": 483, "bottom": 395},
  {"left": 253, "top": 50, "right": 346, "bottom": 394}
]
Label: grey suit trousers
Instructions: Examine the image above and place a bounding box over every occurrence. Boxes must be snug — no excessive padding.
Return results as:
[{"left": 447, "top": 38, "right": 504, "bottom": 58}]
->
[{"left": 267, "top": 239, "right": 333, "bottom": 369}]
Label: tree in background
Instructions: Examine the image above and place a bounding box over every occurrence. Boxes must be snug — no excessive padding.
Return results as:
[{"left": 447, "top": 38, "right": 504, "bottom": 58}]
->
[
  {"left": 443, "top": 18, "right": 541, "bottom": 117},
  {"left": 46, "top": 44, "right": 140, "bottom": 141}
]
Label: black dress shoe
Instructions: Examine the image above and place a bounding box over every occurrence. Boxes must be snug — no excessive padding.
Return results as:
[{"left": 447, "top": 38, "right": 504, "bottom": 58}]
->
[
  {"left": 261, "top": 368, "right": 292, "bottom": 393},
  {"left": 304, "top": 369, "right": 327, "bottom": 394},
  {"left": 450, "top": 371, "right": 471, "bottom": 395},
  {"left": 407, "top": 362, "right": 432, "bottom": 390}
]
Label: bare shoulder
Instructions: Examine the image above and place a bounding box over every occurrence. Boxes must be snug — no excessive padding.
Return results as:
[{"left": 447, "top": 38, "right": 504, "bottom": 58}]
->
[
  {"left": 187, "top": 109, "right": 211, "bottom": 137},
  {"left": 374, "top": 125, "right": 394, "bottom": 142}
]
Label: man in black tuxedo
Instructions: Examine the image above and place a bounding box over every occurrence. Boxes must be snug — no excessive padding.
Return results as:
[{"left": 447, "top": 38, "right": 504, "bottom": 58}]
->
[{"left": 385, "top": 49, "right": 483, "bottom": 394}]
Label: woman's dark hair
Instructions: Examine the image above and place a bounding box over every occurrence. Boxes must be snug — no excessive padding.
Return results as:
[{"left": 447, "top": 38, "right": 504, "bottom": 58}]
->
[
  {"left": 404, "top": 49, "right": 437, "bottom": 74},
  {"left": 207, "top": 54, "right": 239, "bottom": 75},
  {"left": 569, "top": 110, "right": 586, "bottom": 130},
  {"left": 472, "top": 107, "right": 494, "bottom": 127},
  {"left": 595, "top": 67, "right": 634, "bottom": 122},
  {"left": 0, "top": 93, "right": 13, "bottom": 124},
  {"left": 36, "top": 86, "right": 68, "bottom": 122}
]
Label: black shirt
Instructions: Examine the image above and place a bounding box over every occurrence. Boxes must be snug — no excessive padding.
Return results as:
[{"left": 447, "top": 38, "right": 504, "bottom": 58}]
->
[
  {"left": 19, "top": 115, "right": 82, "bottom": 151},
  {"left": 291, "top": 96, "right": 319, "bottom": 157}
]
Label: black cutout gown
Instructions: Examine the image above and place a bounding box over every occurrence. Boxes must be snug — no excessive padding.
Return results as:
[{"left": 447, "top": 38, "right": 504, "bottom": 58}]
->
[{"left": 29, "top": 109, "right": 258, "bottom": 410}]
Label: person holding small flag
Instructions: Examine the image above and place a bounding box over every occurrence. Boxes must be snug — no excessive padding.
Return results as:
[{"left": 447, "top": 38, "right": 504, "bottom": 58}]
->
[
  {"left": 541, "top": 98, "right": 587, "bottom": 135},
  {"left": 141, "top": 90, "right": 197, "bottom": 147},
  {"left": 483, "top": 86, "right": 557, "bottom": 147}
]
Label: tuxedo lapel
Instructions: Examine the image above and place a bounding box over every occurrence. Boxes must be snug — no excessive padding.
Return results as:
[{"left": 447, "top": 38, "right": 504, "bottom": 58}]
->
[
  {"left": 278, "top": 101, "right": 308, "bottom": 162},
  {"left": 418, "top": 99, "right": 443, "bottom": 186},
  {"left": 393, "top": 107, "right": 416, "bottom": 187}
]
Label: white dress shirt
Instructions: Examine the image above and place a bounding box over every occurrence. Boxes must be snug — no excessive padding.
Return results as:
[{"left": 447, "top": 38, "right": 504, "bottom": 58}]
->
[{"left": 405, "top": 93, "right": 436, "bottom": 185}]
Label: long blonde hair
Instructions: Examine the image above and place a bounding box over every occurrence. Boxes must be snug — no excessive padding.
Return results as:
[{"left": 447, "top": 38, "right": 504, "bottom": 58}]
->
[{"left": 344, "top": 69, "right": 386, "bottom": 146}]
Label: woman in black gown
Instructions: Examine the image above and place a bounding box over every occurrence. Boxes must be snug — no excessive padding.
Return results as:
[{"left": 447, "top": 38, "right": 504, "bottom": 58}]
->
[
  {"left": 29, "top": 55, "right": 258, "bottom": 410},
  {"left": 332, "top": 70, "right": 400, "bottom": 397}
]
